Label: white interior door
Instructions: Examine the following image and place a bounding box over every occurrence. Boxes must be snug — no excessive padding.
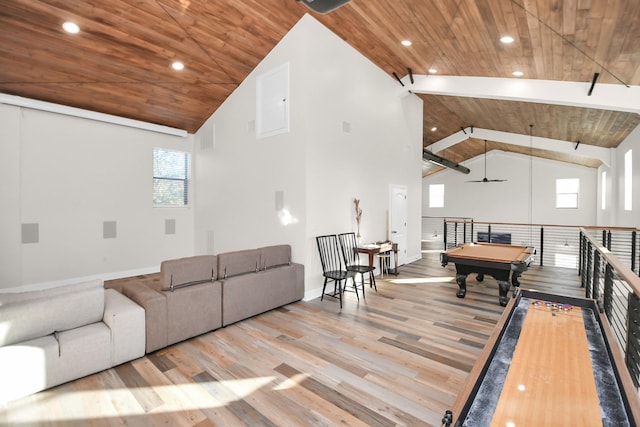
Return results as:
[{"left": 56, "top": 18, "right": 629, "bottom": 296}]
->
[{"left": 390, "top": 185, "right": 407, "bottom": 266}]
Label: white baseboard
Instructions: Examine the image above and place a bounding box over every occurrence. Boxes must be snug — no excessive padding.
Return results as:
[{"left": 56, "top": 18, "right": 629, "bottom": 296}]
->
[{"left": 303, "top": 286, "right": 323, "bottom": 301}]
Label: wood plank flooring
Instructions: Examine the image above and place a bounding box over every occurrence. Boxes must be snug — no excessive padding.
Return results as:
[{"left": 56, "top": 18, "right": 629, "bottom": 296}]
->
[{"left": 0, "top": 254, "right": 585, "bottom": 426}]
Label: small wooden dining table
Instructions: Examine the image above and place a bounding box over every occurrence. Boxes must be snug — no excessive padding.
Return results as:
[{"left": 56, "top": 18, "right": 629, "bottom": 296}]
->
[{"left": 357, "top": 242, "right": 398, "bottom": 275}]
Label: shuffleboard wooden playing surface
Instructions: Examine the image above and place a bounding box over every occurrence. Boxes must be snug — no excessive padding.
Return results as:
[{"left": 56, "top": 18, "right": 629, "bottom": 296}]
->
[
  {"left": 491, "top": 302, "right": 602, "bottom": 426},
  {"left": 445, "top": 289, "right": 640, "bottom": 427}
]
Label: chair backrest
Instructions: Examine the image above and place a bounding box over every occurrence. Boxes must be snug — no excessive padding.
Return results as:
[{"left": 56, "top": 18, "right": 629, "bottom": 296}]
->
[
  {"left": 316, "top": 234, "right": 344, "bottom": 274},
  {"left": 338, "top": 232, "right": 359, "bottom": 267}
]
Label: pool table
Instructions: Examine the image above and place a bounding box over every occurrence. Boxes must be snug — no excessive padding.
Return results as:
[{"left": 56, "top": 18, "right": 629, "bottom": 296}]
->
[
  {"left": 440, "top": 242, "right": 534, "bottom": 306},
  {"left": 442, "top": 289, "right": 640, "bottom": 426}
]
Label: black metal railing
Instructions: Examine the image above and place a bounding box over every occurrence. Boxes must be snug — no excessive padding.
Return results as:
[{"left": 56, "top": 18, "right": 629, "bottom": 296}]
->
[
  {"left": 580, "top": 229, "right": 640, "bottom": 391},
  {"left": 432, "top": 218, "right": 639, "bottom": 272}
]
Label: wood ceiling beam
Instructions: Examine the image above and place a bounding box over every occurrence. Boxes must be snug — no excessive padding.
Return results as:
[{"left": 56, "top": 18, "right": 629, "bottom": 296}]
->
[
  {"left": 429, "top": 127, "right": 611, "bottom": 168},
  {"left": 404, "top": 75, "right": 640, "bottom": 114}
]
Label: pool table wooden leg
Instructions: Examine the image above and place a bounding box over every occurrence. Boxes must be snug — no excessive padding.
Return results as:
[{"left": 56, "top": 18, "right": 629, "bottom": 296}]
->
[
  {"left": 456, "top": 274, "right": 467, "bottom": 298},
  {"left": 511, "top": 271, "right": 522, "bottom": 287},
  {"left": 497, "top": 280, "right": 510, "bottom": 306}
]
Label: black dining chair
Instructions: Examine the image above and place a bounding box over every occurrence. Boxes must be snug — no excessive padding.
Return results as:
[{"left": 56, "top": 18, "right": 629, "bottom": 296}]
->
[
  {"left": 338, "top": 232, "right": 377, "bottom": 297},
  {"left": 316, "top": 234, "right": 354, "bottom": 308}
]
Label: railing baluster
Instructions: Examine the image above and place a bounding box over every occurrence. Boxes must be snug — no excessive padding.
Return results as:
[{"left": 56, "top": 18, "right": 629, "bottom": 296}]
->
[
  {"left": 592, "top": 251, "right": 600, "bottom": 300},
  {"left": 443, "top": 219, "right": 447, "bottom": 251},
  {"left": 585, "top": 243, "right": 593, "bottom": 292},
  {"left": 540, "top": 227, "right": 544, "bottom": 267},
  {"left": 632, "top": 231, "right": 637, "bottom": 274},
  {"left": 626, "top": 293, "right": 640, "bottom": 389},
  {"left": 603, "top": 263, "right": 613, "bottom": 319}
]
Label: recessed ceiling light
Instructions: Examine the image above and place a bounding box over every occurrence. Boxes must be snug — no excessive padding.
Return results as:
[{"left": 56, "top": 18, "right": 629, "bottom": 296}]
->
[
  {"left": 512, "top": 70, "right": 524, "bottom": 77},
  {"left": 500, "top": 36, "right": 514, "bottom": 44},
  {"left": 62, "top": 22, "right": 80, "bottom": 34},
  {"left": 431, "top": 127, "right": 437, "bottom": 132},
  {"left": 428, "top": 68, "right": 437, "bottom": 74},
  {"left": 401, "top": 40, "right": 412, "bottom": 46},
  {"left": 172, "top": 61, "right": 185, "bottom": 71}
]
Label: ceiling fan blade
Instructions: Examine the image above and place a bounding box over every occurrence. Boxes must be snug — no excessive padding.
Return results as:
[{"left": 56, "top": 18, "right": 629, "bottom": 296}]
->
[
  {"left": 466, "top": 177, "right": 508, "bottom": 183},
  {"left": 465, "top": 140, "right": 507, "bottom": 182}
]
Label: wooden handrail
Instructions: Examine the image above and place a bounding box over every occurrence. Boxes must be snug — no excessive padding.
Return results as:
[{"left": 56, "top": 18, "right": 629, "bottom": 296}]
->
[{"left": 580, "top": 227, "right": 640, "bottom": 296}]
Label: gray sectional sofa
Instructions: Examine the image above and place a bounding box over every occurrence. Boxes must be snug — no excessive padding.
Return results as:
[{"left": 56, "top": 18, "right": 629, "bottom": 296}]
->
[
  {"left": 0, "top": 279, "right": 146, "bottom": 403},
  {"left": 117, "top": 244, "right": 304, "bottom": 353},
  {"left": 0, "top": 244, "right": 303, "bottom": 403}
]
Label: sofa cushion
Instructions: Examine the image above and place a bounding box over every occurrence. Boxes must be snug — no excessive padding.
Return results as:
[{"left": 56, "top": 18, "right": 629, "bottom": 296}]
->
[
  {"left": 0, "top": 279, "right": 102, "bottom": 306},
  {"left": 55, "top": 322, "right": 111, "bottom": 385},
  {"left": 221, "top": 263, "right": 304, "bottom": 326},
  {"left": 159, "top": 255, "right": 217, "bottom": 291},
  {"left": 217, "top": 249, "right": 261, "bottom": 279},
  {"left": 0, "top": 280, "right": 104, "bottom": 347},
  {"left": 260, "top": 245, "right": 292, "bottom": 269},
  {"left": 0, "top": 335, "right": 61, "bottom": 404},
  {"left": 166, "top": 281, "right": 222, "bottom": 345}
]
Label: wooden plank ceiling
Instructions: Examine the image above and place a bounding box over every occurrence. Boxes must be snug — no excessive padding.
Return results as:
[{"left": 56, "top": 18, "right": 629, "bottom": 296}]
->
[{"left": 1, "top": 0, "right": 638, "bottom": 174}]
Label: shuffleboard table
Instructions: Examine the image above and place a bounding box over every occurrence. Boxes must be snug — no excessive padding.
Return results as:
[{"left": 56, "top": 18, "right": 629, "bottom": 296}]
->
[
  {"left": 440, "top": 242, "right": 534, "bottom": 306},
  {"left": 442, "top": 289, "right": 640, "bottom": 427}
]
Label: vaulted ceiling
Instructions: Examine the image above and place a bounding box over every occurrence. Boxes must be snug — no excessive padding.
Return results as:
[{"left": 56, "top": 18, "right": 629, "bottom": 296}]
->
[{"left": 1, "top": 0, "right": 639, "bottom": 175}]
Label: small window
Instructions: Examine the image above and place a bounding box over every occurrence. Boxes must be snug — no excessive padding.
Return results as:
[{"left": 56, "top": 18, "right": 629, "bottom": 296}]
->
[
  {"left": 625, "top": 149, "right": 632, "bottom": 211},
  {"left": 601, "top": 171, "right": 607, "bottom": 210},
  {"left": 429, "top": 184, "right": 444, "bottom": 208},
  {"left": 153, "top": 148, "right": 190, "bottom": 206},
  {"left": 556, "top": 178, "right": 579, "bottom": 209}
]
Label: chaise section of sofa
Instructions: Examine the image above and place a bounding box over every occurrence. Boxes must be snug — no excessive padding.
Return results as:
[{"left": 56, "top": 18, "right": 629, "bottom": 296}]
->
[
  {"left": 120, "top": 255, "right": 222, "bottom": 353},
  {"left": 218, "top": 245, "right": 304, "bottom": 326},
  {"left": 0, "top": 279, "right": 145, "bottom": 403}
]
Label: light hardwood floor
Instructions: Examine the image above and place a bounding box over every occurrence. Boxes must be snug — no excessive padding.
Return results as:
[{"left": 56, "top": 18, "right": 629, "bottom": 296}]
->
[{"left": 0, "top": 253, "right": 584, "bottom": 426}]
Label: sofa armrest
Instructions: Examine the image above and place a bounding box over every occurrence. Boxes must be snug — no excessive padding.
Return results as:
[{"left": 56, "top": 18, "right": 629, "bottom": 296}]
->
[
  {"left": 104, "top": 289, "right": 146, "bottom": 365},
  {"left": 122, "top": 283, "right": 168, "bottom": 353}
]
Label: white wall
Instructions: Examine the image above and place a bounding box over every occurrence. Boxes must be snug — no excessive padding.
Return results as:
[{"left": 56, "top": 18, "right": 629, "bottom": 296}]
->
[
  {"left": 0, "top": 105, "right": 194, "bottom": 289},
  {"left": 601, "top": 124, "right": 640, "bottom": 228},
  {"left": 423, "top": 150, "right": 597, "bottom": 226},
  {"left": 194, "top": 14, "right": 423, "bottom": 298},
  {"left": 0, "top": 15, "right": 425, "bottom": 292}
]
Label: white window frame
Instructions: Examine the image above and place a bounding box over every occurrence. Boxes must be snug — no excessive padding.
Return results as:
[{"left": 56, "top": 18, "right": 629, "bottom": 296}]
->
[
  {"left": 153, "top": 147, "right": 190, "bottom": 207},
  {"left": 601, "top": 171, "right": 607, "bottom": 210},
  {"left": 556, "top": 178, "right": 579, "bottom": 209},
  {"left": 429, "top": 184, "right": 445, "bottom": 208},
  {"left": 625, "top": 149, "right": 632, "bottom": 211}
]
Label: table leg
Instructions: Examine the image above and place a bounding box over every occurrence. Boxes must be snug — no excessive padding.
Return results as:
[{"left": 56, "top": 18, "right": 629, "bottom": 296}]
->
[
  {"left": 511, "top": 271, "right": 522, "bottom": 287},
  {"left": 393, "top": 250, "right": 398, "bottom": 275},
  {"left": 497, "top": 280, "right": 510, "bottom": 306},
  {"left": 456, "top": 274, "right": 467, "bottom": 298}
]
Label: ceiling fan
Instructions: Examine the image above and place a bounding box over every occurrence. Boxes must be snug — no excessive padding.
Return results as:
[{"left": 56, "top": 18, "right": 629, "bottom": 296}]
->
[{"left": 467, "top": 140, "right": 507, "bottom": 183}]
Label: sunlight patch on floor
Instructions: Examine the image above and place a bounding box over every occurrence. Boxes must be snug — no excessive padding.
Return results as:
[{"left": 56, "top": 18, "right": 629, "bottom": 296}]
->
[
  {"left": 273, "top": 372, "right": 310, "bottom": 390},
  {"left": 4, "top": 376, "right": 277, "bottom": 422},
  {"left": 388, "top": 276, "right": 455, "bottom": 285}
]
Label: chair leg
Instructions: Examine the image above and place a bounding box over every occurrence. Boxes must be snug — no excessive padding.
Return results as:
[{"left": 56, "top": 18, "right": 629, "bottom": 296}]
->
[
  {"left": 321, "top": 277, "right": 328, "bottom": 301},
  {"left": 352, "top": 276, "right": 359, "bottom": 301},
  {"left": 338, "top": 279, "right": 343, "bottom": 308},
  {"left": 370, "top": 271, "right": 377, "bottom": 292}
]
